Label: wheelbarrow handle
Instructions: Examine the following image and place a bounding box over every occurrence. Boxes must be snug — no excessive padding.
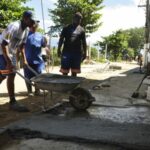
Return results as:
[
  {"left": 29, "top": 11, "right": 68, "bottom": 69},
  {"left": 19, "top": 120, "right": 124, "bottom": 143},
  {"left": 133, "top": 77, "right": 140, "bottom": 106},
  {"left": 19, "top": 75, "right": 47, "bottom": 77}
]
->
[
  {"left": 14, "top": 69, "right": 35, "bottom": 86},
  {"left": 25, "top": 65, "right": 39, "bottom": 76},
  {"left": 14, "top": 65, "right": 39, "bottom": 86}
]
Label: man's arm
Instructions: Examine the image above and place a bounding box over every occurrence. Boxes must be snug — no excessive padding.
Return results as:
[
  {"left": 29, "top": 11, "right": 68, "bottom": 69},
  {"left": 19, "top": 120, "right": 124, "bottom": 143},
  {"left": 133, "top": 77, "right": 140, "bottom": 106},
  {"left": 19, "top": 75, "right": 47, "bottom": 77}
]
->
[
  {"left": 81, "top": 31, "right": 87, "bottom": 61},
  {"left": 19, "top": 43, "right": 28, "bottom": 67},
  {"left": 1, "top": 40, "right": 13, "bottom": 70},
  {"left": 57, "top": 28, "right": 65, "bottom": 57},
  {"left": 57, "top": 36, "right": 64, "bottom": 57}
]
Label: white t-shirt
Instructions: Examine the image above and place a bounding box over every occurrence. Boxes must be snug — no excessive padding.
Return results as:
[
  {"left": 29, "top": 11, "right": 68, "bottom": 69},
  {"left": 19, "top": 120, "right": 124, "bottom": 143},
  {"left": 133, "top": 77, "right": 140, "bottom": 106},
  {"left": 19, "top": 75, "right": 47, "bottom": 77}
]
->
[{"left": 0, "top": 21, "right": 28, "bottom": 55}]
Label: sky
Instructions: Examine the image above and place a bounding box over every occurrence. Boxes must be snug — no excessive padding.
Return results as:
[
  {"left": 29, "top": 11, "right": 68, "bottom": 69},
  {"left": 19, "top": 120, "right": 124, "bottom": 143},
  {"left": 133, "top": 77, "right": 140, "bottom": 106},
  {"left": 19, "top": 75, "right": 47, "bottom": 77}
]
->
[{"left": 25, "top": 0, "right": 146, "bottom": 45}]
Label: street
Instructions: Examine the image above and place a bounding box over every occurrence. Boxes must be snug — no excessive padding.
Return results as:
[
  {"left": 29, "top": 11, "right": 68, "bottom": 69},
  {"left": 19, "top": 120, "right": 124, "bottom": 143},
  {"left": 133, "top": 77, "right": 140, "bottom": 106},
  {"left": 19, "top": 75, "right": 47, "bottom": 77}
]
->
[{"left": 1, "top": 62, "right": 150, "bottom": 150}]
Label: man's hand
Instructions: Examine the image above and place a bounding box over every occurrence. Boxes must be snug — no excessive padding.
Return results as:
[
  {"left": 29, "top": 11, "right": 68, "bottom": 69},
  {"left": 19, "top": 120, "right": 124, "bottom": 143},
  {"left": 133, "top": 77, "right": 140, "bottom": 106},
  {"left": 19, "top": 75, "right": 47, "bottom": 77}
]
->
[
  {"left": 22, "top": 60, "right": 28, "bottom": 68},
  {"left": 6, "top": 62, "right": 14, "bottom": 71}
]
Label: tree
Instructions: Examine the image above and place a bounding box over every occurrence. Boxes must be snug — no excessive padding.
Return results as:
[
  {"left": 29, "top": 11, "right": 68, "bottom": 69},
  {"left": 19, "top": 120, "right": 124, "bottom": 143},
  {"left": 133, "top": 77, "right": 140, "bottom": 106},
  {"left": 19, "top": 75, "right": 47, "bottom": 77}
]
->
[
  {"left": 124, "top": 27, "right": 145, "bottom": 57},
  {"left": 49, "top": 0, "right": 104, "bottom": 33},
  {"left": 95, "top": 27, "right": 144, "bottom": 61},
  {"left": 0, "top": 0, "right": 32, "bottom": 28},
  {"left": 96, "top": 30, "right": 129, "bottom": 61}
]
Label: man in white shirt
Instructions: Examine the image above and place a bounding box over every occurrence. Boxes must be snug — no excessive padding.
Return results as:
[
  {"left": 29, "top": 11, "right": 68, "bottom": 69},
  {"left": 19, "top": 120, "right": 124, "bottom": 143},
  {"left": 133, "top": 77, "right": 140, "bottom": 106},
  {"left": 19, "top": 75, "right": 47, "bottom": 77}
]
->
[{"left": 0, "top": 10, "right": 34, "bottom": 112}]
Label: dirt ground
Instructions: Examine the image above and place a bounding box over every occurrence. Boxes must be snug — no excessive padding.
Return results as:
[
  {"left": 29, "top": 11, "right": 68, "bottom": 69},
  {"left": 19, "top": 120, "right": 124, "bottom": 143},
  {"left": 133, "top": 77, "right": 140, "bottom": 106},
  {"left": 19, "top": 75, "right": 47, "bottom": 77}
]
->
[
  {"left": 0, "top": 91, "right": 69, "bottom": 127},
  {"left": 0, "top": 62, "right": 144, "bottom": 127}
]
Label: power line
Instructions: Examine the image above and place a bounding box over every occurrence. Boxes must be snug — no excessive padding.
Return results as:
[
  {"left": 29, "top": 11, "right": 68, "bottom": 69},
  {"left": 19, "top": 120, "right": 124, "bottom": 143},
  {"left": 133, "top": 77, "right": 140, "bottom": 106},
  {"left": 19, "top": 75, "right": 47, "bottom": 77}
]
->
[{"left": 41, "top": 0, "right": 46, "bottom": 33}]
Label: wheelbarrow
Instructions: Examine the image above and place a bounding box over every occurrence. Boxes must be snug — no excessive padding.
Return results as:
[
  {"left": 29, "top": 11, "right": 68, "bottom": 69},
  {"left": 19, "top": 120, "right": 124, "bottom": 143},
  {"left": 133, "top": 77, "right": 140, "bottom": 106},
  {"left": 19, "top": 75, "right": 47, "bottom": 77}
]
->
[{"left": 15, "top": 66, "right": 95, "bottom": 112}]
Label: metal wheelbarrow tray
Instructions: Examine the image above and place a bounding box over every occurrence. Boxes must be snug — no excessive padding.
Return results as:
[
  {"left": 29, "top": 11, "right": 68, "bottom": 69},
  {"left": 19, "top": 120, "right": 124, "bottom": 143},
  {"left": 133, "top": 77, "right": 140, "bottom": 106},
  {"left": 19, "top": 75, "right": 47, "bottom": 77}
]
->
[
  {"left": 30, "top": 73, "right": 95, "bottom": 111},
  {"left": 31, "top": 73, "right": 84, "bottom": 92}
]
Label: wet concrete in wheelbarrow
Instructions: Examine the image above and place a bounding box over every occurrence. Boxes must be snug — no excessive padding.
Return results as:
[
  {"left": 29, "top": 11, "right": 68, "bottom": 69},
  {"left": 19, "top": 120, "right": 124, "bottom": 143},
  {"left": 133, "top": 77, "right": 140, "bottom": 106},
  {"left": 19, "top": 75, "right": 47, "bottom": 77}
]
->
[{"left": 1, "top": 101, "right": 150, "bottom": 150}]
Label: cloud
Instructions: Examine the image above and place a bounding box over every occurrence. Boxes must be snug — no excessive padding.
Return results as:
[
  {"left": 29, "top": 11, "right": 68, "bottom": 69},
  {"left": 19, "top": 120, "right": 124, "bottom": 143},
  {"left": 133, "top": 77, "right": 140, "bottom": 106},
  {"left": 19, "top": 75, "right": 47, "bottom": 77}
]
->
[
  {"left": 46, "top": 0, "right": 57, "bottom": 7},
  {"left": 89, "top": 2, "right": 145, "bottom": 44},
  {"left": 132, "top": 0, "right": 144, "bottom": 5},
  {"left": 39, "top": 19, "right": 54, "bottom": 33},
  {"left": 132, "top": 0, "right": 139, "bottom": 5}
]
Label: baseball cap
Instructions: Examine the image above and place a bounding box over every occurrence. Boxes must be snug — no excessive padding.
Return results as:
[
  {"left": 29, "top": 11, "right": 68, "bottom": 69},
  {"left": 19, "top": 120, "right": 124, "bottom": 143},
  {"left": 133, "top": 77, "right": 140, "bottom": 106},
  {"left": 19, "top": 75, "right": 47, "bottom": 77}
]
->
[
  {"left": 22, "top": 10, "right": 35, "bottom": 21},
  {"left": 23, "top": 10, "right": 40, "bottom": 23}
]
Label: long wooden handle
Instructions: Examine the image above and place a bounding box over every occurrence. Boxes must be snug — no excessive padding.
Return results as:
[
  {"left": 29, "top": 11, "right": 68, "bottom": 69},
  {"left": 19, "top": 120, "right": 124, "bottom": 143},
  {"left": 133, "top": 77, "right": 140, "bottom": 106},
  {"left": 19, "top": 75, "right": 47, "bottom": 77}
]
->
[
  {"left": 25, "top": 65, "right": 39, "bottom": 76},
  {"left": 14, "top": 69, "right": 35, "bottom": 86}
]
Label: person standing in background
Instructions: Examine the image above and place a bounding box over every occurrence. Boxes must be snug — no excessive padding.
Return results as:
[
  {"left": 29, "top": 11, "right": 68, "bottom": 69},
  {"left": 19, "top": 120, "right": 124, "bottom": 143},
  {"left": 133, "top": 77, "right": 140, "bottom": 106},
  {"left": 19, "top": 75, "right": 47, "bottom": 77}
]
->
[
  {"left": 57, "top": 12, "right": 87, "bottom": 77},
  {"left": 41, "top": 34, "right": 51, "bottom": 73}
]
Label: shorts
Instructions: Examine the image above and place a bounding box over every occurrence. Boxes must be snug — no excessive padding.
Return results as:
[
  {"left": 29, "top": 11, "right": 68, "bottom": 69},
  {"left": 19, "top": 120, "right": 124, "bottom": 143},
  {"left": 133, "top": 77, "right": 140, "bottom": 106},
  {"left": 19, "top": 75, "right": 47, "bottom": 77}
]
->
[
  {"left": 24, "top": 63, "right": 45, "bottom": 79},
  {"left": 60, "top": 51, "right": 82, "bottom": 74},
  {"left": 0, "top": 55, "right": 14, "bottom": 76}
]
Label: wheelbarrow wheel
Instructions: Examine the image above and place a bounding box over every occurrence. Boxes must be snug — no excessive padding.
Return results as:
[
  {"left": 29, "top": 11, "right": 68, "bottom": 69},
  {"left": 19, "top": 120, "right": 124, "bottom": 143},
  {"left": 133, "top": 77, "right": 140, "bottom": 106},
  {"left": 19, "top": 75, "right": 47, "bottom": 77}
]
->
[{"left": 69, "top": 87, "right": 95, "bottom": 111}]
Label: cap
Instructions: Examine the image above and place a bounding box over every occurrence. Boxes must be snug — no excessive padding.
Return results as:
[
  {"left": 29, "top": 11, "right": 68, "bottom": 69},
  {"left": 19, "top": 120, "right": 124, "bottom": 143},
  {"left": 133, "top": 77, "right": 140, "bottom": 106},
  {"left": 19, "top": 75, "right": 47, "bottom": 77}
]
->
[
  {"left": 23, "top": 10, "right": 40, "bottom": 23},
  {"left": 23, "top": 10, "right": 33, "bottom": 18}
]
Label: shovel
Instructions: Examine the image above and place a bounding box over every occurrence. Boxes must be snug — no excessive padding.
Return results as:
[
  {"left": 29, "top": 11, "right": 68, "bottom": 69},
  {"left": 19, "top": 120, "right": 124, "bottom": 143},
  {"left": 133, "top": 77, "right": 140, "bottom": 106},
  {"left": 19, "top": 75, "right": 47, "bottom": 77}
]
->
[
  {"left": 131, "top": 74, "right": 147, "bottom": 98},
  {"left": 13, "top": 65, "right": 39, "bottom": 86}
]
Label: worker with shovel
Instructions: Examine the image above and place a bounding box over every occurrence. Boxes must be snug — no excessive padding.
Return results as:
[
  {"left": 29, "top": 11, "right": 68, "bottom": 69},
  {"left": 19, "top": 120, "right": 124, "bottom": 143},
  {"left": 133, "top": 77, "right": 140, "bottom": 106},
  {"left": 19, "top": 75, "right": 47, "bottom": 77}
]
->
[
  {"left": 24, "top": 19, "right": 49, "bottom": 96},
  {"left": 0, "top": 11, "right": 34, "bottom": 112}
]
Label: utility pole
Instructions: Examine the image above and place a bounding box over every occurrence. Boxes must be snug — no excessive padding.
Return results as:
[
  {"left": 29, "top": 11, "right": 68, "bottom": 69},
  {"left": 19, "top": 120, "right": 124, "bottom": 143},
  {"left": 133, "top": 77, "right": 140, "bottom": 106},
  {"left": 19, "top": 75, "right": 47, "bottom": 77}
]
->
[
  {"left": 138, "top": 0, "right": 150, "bottom": 67},
  {"left": 41, "top": 0, "right": 46, "bottom": 33},
  {"left": 145, "top": 0, "right": 150, "bottom": 44},
  {"left": 144, "top": 0, "right": 150, "bottom": 69}
]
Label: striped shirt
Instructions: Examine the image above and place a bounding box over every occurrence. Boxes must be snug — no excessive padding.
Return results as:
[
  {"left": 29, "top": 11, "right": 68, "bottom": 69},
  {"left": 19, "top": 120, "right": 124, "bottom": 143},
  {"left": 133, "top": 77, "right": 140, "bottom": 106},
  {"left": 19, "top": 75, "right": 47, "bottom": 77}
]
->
[{"left": 0, "top": 21, "right": 28, "bottom": 65}]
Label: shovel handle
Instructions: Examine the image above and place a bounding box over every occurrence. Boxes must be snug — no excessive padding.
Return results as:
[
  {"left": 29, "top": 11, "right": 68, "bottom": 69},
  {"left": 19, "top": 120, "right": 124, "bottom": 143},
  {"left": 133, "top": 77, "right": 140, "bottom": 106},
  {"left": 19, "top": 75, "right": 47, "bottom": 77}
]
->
[
  {"left": 25, "top": 65, "right": 39, "bottom": 76},
  {"left": 14, "top": 69, "right": 34, "bottom": 86},
  {"left": 13, "top": 65, "right": 39, "bottom": 86}
]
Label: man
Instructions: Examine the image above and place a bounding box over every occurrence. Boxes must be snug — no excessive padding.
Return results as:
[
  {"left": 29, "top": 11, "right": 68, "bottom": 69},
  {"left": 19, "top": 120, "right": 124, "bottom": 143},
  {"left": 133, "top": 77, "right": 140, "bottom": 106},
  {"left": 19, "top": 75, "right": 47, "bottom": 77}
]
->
[
  {"left": 57, "top": 12, "right": 87, "bottom": 77},
  {"left": 137, "top": 49, "right": 144, "bottom": 73},
  {"left": 0, "top": 10, "right": 34, "bottom": 112},
  {"left": 41, "top": 34, "right": 51, "bottom": 73},
  {"left": 24, "top": 20, "right": 49, "bottom": 96}
]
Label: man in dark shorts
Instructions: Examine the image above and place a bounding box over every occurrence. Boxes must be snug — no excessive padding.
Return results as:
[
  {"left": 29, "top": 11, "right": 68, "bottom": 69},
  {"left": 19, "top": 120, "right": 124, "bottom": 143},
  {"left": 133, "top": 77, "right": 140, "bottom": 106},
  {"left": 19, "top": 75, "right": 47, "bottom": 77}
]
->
[{"left": 57, "top": 12, "right": 87, "bottom": 77}]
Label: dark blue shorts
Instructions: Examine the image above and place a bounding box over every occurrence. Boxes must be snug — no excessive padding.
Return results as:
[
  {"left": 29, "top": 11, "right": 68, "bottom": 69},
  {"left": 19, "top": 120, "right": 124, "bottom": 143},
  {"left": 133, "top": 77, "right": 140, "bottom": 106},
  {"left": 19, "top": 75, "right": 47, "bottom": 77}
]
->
[
  {"left": 0, "top": 55, "right": 6, "bottom": 70},
  {"left": 60, "top": 51, "right": 82, "bottom": 74},
  {"left": 0, "top": 55, "right": 14, "bottom": 76},
  {"left": 24, "top": 63, "right": 45, "bottom": 79}
]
